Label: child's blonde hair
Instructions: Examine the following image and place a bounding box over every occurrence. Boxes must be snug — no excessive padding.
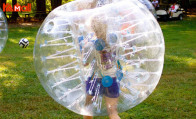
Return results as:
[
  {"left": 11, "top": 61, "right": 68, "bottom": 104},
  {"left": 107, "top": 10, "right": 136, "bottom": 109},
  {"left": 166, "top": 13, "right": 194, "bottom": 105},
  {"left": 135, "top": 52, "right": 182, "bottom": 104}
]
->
[{"left": 91, "top": 15, "right": 108, "bottom": 44}]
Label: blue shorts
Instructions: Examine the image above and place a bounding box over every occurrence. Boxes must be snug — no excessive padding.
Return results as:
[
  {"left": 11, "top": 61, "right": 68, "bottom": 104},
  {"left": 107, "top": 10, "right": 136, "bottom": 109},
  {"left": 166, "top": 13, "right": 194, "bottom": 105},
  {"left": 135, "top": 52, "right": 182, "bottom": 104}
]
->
[{"left": 86, "top": 77, "right": 120, "bottom": 98}]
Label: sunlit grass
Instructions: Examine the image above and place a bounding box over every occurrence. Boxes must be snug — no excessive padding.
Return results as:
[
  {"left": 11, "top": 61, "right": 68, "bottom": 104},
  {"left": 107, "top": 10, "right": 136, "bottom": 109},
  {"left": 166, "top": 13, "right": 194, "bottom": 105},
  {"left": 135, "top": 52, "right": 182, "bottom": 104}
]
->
[
  {"left": 166, "top": 55, "right": 196, "bottom": 67},
  {"left": 0, "top": 17, "right": 195, "bottom": 118}
]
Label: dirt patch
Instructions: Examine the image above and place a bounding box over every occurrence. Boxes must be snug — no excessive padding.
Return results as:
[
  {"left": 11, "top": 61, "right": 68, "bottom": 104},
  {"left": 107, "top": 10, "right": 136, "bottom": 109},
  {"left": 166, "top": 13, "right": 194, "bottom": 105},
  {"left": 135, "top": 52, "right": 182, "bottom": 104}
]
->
[
  {"left": 187, "top": 15, "right": 196, "bottom": 17},
  {"left": 8, "top": 22, "right": 42, "bottom": 28}
]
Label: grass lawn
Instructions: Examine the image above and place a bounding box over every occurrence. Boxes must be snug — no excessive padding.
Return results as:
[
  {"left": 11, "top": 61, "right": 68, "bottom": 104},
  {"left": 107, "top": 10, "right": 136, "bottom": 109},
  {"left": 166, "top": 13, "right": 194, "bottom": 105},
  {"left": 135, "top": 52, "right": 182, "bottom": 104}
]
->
[{"left": 0, "top": 17, "right": 195, "bottom": 119}]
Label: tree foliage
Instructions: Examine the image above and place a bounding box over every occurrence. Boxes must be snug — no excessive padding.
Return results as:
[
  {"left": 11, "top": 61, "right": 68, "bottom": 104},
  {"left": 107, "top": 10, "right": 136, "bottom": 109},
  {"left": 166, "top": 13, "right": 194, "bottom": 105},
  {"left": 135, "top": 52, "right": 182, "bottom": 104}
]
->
[
  {"left": 34, "top": 0, "right": 47, "bottom": 18},
  {"left": 51, "top": 0, "right": 62, "bottom": 10},
  {"left": 11, "top": 0, "right": 19, "bottom": 21}
]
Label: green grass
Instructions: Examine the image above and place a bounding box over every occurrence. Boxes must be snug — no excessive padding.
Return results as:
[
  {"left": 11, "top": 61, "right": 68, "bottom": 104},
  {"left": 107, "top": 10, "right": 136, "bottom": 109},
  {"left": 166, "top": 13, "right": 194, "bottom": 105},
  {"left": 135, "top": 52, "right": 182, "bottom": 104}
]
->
[{"left": 0, "top": 17, "right": 196, "bottom": 119}]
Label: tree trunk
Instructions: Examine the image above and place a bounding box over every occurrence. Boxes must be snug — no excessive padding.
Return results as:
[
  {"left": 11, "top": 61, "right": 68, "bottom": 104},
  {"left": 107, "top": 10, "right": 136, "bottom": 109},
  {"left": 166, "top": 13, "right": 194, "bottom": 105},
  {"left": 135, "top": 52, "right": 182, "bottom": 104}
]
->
[
  {"left": 0, "top": 0, "right": 6, "bottom": 9},
  {"left": 11, "top": 0, "right": 20, "bottom": 21},
  {"left": 0, "top": 0, "right": 7, "bottom": 15},
  {"left": 35, "top": 0, "right": 47, "bottom": 19},
  {"left": 51, "top": 0, "right": 62, "bottom": 10}
]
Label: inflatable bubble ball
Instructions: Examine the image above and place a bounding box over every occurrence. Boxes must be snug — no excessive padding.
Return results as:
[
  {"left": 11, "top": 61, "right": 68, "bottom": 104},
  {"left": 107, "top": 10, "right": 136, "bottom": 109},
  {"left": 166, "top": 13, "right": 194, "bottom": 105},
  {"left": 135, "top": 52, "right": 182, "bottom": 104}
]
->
[
  {"left": 34, "top": 0, "right": 165, "bottom": 116},
  {"left": 0, "top": 8, "right": 8, "bottom": 53},
  {"left": 138, "top": 0, "right": 157, "bottom": 18}
]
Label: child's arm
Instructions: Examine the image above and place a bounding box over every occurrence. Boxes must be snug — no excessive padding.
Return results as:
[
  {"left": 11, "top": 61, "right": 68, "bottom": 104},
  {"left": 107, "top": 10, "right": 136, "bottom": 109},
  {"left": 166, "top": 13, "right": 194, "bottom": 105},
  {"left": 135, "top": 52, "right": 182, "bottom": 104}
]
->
[
  {"left": 81, "top": 42, "right": 95, "bottom": 66},
  {"left": 125, "top": 49, "right": 131, "bottom": 60},
  {"left": 82, "top": 46, "right": 89, "bottom": 66}
]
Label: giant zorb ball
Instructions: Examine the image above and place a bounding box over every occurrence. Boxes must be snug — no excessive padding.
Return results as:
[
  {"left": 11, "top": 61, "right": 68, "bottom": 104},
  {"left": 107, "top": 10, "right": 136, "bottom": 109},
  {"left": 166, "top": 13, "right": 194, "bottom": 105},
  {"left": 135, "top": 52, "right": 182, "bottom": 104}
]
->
[
  {"left": 34, "top": 0, "right": 165, "bottom": 116},
  {"left": 0, "top": 8, "right": 8, "bottom": 53},
  {"left": 63, "top": 0, "right": 156, "bottom": 17},
  {"left": 138, "top": 0, "right": 157, "bottom": 18}
]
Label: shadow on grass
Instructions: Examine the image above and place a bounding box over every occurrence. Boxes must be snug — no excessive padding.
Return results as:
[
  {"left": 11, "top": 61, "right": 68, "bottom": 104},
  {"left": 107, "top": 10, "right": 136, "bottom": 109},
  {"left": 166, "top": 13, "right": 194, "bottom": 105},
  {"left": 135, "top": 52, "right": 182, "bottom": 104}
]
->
[{"left": 0, "top": 27, "right": 81, "bottom": 118}]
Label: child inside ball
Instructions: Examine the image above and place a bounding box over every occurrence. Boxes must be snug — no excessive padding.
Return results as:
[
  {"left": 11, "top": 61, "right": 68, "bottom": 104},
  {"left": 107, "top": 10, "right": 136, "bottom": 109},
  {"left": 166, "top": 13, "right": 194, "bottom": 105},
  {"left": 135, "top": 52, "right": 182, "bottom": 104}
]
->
[{"left": 82, "top": 14, "right": 121, "bottom": 119}]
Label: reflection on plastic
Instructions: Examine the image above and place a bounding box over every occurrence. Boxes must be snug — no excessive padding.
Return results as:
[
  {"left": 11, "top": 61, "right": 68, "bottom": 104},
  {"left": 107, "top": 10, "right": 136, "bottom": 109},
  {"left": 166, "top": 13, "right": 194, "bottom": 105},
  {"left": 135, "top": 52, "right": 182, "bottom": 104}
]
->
[
  {"left": 34, "top": 0, "right": 165, "bottom": 116},
  {"left": 0, "top": 8, "right": 8, "bottom": 53}
]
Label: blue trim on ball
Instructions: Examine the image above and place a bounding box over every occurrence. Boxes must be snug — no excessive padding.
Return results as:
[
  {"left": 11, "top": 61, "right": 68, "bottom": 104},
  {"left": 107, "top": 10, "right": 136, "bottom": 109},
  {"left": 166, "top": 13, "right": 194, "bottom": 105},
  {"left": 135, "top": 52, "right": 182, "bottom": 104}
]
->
[
  {"left": 109, "top": 33, "right": 117, "bottom": 44},
  {"left": 102, "top": 76, "right": 113, "bottom": 87},
  {"left": 116, "top": 70, "right": 123, "bottom": 81},
  {"left": 94, "top": 38, "right": 105, "bottom": 51}
]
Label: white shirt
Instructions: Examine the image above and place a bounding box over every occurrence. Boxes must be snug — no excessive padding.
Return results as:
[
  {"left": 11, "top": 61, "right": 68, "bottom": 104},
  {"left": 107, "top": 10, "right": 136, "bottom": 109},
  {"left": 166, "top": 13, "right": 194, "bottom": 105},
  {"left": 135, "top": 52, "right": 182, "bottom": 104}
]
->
[
  {"left": 170, "top": 4, "right": 179, "bottom": 11},
  {"left": 83, "top": 42, "right": 117, "bottom": 78}
]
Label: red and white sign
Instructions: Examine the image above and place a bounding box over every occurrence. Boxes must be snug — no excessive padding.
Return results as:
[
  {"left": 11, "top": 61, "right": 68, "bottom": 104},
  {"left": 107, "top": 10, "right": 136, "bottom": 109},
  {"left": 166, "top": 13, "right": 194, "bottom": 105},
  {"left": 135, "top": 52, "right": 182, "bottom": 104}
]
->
[{"left": 3, "top": 3, "right": 31, "bottom": 12}]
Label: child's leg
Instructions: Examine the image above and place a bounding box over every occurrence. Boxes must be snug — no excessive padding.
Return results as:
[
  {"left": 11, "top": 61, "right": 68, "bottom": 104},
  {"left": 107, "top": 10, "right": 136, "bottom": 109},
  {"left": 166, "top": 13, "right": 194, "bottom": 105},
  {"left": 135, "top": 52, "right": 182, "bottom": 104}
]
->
[
  {"left": 83, "top": 77, "right": 102, "bottom": 119},
  {"left": 171, "top": 12, "right": 173, "bottom": 17},
  {"left": 168, "top": 8, "right": 171, "bottom": 14},
  {"left": 104, "top": 77, "right": 120, "bottom": 119},
  {"left": 83, "top": 95, "right": 94, "bottom": 119},
  {"left": 105, "top": 97, "right": 120, "bottom": 119},
  {"left": 85, "top": 95, "right": 94, "bottom": 106},
  {"left": 83, "top": 116, "right": 93, "bottom": 119}
]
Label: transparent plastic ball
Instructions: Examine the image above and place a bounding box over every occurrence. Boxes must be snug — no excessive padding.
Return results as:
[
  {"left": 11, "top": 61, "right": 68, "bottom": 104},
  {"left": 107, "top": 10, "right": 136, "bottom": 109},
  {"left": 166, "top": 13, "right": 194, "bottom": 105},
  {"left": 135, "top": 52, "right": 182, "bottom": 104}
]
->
[
  {"left": 0, "top": 8, "right": 8, "bottom": 53},
  {"left": 34, "top": 0, "right": 165, "bottom": 116},
  {"left": 64, "top": 0, "right": 156, "bottom": 17},
  {"left": 138, "top": 0, "right": 157, "bottom": 18}
]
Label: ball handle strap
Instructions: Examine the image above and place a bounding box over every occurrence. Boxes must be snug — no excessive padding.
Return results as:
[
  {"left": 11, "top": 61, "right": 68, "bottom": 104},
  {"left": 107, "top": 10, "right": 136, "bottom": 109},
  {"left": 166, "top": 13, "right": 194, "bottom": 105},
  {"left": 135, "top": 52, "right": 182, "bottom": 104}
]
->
[
  {"left": 116, "top": 60, "right": 124, "bottom": 81},
  {"left": 90, "top": 71, "right": 104, "bottom": 81},
  {"left": 90, "top": 71, "right": 95, "bottom": 80},
  {"left": 116, "top": 60, "right": 122, "bottom": 70},
  {"left": 99, "top": 70, "right": 104, "bottom": 78}
]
